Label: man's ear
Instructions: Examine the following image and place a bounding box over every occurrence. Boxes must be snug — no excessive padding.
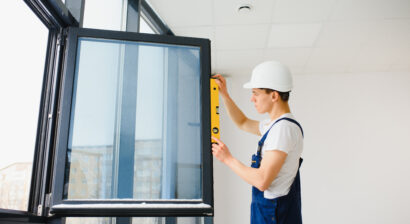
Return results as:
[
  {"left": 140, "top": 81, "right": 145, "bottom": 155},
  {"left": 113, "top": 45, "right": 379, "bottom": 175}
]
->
[{"left": 271, "top": 91, "right": 279, "bottom": 102}]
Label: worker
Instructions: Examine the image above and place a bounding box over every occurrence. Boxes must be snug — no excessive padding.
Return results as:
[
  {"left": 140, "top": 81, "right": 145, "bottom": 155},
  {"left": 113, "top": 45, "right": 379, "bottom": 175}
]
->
[{"left": 212, "top": 60, "right": 304, "bottom": 224}]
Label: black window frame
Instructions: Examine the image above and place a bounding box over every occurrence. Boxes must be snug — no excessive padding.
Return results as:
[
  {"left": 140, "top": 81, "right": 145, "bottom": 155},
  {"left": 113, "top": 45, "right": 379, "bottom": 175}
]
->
[
  {"left": 1, "top": 0, "right": 214, "bottom": 222},
  {"left": 0, "top": 0, "right": 76, "bottom": 220},
  {"left": 49, "top": 27, "right": 213, "bottom": 217}
]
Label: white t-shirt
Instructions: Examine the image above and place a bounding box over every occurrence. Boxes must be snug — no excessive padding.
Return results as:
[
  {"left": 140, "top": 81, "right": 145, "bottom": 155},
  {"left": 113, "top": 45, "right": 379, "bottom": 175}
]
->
[{"left": 258, "top": 113, "right": 304, "bottom": 199}]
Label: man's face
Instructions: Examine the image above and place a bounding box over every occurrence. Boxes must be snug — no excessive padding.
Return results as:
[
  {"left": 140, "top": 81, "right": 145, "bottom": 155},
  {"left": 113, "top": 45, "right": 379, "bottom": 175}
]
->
[{"left": 250, "top": 88, "right": 274, "bottom": 114}]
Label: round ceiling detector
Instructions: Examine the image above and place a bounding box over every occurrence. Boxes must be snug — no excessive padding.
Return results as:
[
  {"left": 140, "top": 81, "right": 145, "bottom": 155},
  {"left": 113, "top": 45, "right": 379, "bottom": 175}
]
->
[{"left": 238, "top": 4, "right": 253, "bottom": 14}]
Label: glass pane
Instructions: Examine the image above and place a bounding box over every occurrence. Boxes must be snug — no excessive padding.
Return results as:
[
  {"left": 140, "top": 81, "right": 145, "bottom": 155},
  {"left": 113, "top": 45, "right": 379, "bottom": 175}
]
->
[
  {"left": 65, "top": 217, "right": 110, "bottom": 224},
  {"left": 130, "top": 217, "right": 210, "bottom": 224},
  {"left": 139, "top": 17, "right": 156, "bottom": 34},
  {"left": 82, "top": 0, "right": 126, "bottom": 31},
  {"left": 0, "top": 1, "right": 48, "bottom": 210},
  {"left": 64, "top": 37, "right": 202, "bottom": 200},
  {"left": 65, "top": 217, "right": 212, "bottom": 224}
]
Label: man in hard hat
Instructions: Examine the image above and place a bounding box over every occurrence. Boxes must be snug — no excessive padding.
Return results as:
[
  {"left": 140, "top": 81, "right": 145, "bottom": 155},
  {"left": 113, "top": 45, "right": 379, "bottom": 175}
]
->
[{"left": 212, "top": 60, "right": 304, "bottom": 224}]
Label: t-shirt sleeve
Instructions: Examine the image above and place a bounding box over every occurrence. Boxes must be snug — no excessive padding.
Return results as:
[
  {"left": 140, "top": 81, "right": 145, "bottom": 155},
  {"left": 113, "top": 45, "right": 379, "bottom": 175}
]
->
[{"left": 263, "top": 123, "right": 296, "bottom": 154}]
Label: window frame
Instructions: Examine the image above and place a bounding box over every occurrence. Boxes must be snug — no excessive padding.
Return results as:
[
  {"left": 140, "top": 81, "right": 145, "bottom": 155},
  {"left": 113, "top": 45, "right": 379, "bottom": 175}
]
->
[
  {"left": 0, "top": 0, "right": 75, "bottom": 220},
  {"left": 139, "top": 0, "right": 174, "bottom": 35},
  {"left": 49, "top": 27, "right": 213, "bottom": 217},
  {"left": 1, "top": 0, "right": 215, "bottom": 222}
]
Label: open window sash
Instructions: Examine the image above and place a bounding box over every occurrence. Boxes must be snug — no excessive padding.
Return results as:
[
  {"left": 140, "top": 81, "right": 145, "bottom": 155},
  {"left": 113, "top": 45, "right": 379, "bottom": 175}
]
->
[{"left": 50, "top": 27, "right": 213, "bottom": 217}]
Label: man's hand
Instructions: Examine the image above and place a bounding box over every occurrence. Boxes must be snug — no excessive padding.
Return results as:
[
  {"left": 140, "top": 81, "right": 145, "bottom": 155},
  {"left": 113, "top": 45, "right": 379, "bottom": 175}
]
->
[
  {"left": 211, "top": 137, "right": 233, "bottom": 164},
  {"left": 212, "top": 74, "right": 229, "bottom": 99},
  {"left": 211, "top": 137, "right": 287, "bottom": 191}
]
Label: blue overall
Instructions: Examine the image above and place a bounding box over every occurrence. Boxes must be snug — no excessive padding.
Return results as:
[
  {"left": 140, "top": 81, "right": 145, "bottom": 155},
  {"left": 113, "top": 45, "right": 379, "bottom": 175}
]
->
[{"left": 251, "top": 117, "right": 304, "bottom": 224}]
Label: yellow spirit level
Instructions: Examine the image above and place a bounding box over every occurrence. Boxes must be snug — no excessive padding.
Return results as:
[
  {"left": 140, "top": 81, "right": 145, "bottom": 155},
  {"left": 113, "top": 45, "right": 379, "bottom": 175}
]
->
[{"left": 210, "top": 78, "right": 220, "bottom": 143}]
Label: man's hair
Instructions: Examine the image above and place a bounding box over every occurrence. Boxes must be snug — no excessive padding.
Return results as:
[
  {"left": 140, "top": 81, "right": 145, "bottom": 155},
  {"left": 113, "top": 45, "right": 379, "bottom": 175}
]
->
[{"left": 260, "top": 88, "right": 290, "bottom": 102}]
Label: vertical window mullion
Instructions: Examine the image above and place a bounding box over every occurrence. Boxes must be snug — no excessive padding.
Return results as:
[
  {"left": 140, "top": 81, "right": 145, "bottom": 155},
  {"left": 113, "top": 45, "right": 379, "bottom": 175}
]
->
[
  {"left": 126, "top": 0, "right": 141, "bottom": 33},
  {"left": 116, "top": 44, "right": 139, "bottom": 199},
  {"left": 161, "top": 47, "right": 178, "bottom": 199}
]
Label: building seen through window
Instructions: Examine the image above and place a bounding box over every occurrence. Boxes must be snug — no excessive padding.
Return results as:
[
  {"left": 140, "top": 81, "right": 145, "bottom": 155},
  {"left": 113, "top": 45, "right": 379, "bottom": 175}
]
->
[{"left": 63, "top": 37, "right": 202, "bottom": 200}]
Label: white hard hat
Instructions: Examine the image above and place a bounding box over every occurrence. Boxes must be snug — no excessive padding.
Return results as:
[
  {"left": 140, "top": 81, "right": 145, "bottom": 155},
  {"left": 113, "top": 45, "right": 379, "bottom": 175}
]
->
[{"left": 243, "top": 60, "right": 293, "bottom": 92}]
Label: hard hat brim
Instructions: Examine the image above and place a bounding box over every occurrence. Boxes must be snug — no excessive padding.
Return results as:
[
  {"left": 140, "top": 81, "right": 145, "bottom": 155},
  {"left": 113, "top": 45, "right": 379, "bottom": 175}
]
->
[
  {"left": 243, "top": 82, "right": 254, "bottom": 89},
  {"left": 243, "top": 81, "right": 292, "bottom": 92},
  {"left": 243, "top": 82, "right": 267, "bottom": 89}
]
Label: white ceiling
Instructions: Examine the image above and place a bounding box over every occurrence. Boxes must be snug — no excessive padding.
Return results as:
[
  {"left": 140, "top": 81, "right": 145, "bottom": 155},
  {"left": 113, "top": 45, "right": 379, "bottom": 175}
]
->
[{"left": 147, "top": 0, "right": 410, "bottom": 76}]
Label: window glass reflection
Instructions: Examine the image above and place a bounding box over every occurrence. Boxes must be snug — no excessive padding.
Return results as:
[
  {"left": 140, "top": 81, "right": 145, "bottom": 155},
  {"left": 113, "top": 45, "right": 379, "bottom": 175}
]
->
[
  {"left": 65, "top": 217, "right": 212, "bottom": 224},
  {"left": 65, "top": 37, "right": 202, "bottom": 200},
  {"left": 139, "top": 17, "right": 156, "bottom": 34}
]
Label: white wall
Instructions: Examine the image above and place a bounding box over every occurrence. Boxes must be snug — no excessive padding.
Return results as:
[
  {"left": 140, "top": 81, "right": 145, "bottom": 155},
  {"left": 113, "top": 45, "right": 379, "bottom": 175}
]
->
[{"left": 214, "top": 72, "right": 410, "bottom": 224}]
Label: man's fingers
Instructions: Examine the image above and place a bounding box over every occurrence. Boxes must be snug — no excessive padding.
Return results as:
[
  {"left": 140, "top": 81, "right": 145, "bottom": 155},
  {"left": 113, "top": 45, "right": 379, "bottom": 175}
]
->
[
  {"left": 211, "top": 136, "right": 222, "bottom": 144},
  {"left": 211, "top": 140, "right": 223, "bottom": 153},
  {"left": 214, "top": 78, "right": 225, "bottom": 87},
  {"left": 212, "top": 74, "right": 225, "bottom": 83}
]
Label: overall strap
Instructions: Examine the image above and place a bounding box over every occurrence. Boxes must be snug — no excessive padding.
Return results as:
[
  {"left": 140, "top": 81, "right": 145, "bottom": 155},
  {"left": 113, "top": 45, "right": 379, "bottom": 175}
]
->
[
  {"left": 280, "top": 117, "right": 304, "bottom": 137},
  {"left": 258, "top": 117, "right": 304, "bottom": 153}
]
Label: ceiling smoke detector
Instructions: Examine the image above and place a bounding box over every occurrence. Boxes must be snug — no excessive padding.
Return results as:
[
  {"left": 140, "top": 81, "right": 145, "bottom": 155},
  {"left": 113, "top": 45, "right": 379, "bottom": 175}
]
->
[{"left": 238, "top": 4, "right": 253, "bottom": 14}]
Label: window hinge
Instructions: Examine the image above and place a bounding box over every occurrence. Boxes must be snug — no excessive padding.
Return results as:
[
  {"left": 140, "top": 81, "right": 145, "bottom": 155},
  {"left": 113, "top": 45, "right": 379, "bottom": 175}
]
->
[
  {"left": 37, "top": 193, "right": 53, "bottom": 216},
  {"left": 57, "top": 29, "right": 68, "bottom": 46},
  {"left": 45, "top": 193, "right": 52, "bottom": 208},
  {"left": 57, "top": 34, "right": 65, "bottom": 46},
  {"left": 37, "top": 204, "right": 43, "bottom": 216},
  {"left": 38, "top": 193, "right": 53, "bottom": 217}
]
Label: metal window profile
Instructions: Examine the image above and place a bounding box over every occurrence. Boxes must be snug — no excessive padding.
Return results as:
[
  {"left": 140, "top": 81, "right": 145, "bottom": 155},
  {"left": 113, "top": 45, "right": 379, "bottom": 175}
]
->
[
  {"left": 65, "top": 0, "right": 85, "bottom": 27},
  {"left": 24, "top": 0, "right": 78, "bottom": 29},
  {"left": 28, "top": 29, "right": 65, "bottom": 218},
  {"left": 21, "top": 0, "right": 78, "bottom": 218},
  {"left": 140, "top": 0, "right": 174, "bottom": 35},
  {"left": 0, "top": 1, "right": 71, "bottom": 222},
  {"left": 127, "top": 0, "right": 142, "bottom": 32},
  {"left": 0, "top": 209, "right": 47, "bottom": 223},
  {"left": 0, "top": 0, "right": 77, "bottom": 221},
  {"left": 50, "top": 27, "right": 213, "bottom": 217}
]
